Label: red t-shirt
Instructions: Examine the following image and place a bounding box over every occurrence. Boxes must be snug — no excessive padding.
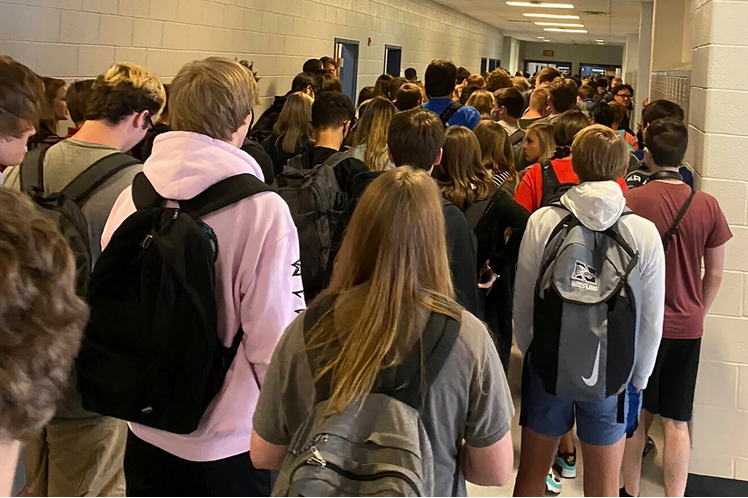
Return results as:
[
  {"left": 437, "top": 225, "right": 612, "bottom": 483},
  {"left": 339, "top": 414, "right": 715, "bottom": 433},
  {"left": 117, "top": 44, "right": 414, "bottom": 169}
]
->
[
  {"left": 625, "top": 181, "right": 732, "bottom": 339},
  {"left": 514, "top": 157, "right": 628, "bottom": 213}
]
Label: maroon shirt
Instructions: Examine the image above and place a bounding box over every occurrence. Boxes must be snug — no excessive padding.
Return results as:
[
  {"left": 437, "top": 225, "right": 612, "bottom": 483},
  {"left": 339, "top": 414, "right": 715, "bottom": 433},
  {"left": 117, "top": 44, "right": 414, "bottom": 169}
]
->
[{"left": 625, "top": 181, "right": 732, "bottom": 339}]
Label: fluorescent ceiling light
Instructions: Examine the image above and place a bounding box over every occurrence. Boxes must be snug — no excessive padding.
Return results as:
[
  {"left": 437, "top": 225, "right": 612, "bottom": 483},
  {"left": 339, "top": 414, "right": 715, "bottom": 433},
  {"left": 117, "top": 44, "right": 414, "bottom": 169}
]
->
[
  {"left": 523, "top": 13, "right": 580, "bottom": 19},
  {"left": 596, "top": 39, "right": 604, "bottom": 42},
  {"left": 535, "top": 21, "right": 584, "bottom": 27},
  {"left": 507, "top": 2, "right": 575, "bottom": 8},
  {"left": 544, "top": 27, "right": 587, "bottom": 33},
  {"left": 537, "top": 36, "right": 546, "bottom": 38}
]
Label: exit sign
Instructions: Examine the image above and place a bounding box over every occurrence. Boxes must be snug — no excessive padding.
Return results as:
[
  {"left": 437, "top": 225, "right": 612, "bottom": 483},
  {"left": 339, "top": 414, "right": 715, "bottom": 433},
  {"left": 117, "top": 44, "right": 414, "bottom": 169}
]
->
[{"left": 543, "top": 50, "right": 555, "bottom": 57}]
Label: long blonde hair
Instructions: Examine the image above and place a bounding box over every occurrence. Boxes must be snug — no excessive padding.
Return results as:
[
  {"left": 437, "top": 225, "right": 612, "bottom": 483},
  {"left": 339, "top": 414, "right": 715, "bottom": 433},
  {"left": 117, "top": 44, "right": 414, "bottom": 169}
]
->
[
  {"left": 526, "top": 121, "right": 556, "bottom": 163},
  {"left": 349, "top": 97, "right": 397, "bottom": 171},
  {"left": 433, "top": 126, "right": 495, "bottom": 210},
  {"left": 308, "top": 167, "right": 462, "bottom": 415},
  {"left": 273, "top": 92, "right": 314, "bottom": 154},
  {"left": 474, "top": 120, "right": 519, "bottom": 189}
]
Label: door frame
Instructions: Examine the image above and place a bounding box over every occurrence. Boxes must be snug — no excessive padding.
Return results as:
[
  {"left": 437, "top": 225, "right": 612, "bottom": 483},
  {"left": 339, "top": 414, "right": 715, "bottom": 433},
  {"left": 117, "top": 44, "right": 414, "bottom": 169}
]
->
[
  {"left": 383, "top": 44, "right": 402, "bottom": 76},
  {"left": 524, "top": 59, "right": 573, "bottom": 75},
  {"left": 334, "top": 38, "right": 360, "bottom": 103}
]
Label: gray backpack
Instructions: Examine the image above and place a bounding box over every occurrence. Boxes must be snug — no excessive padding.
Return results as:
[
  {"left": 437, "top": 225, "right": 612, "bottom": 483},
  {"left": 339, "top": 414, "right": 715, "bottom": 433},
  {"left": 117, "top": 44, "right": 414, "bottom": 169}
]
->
[
  {"left": 277, "top": 152, "right": 348, "bottom": 302},
  {"left": 530, "top": 207, "right": 640, "bottom": 402},
  {"left": 272, "top": 301, "right": 460, "bottom": 497}
]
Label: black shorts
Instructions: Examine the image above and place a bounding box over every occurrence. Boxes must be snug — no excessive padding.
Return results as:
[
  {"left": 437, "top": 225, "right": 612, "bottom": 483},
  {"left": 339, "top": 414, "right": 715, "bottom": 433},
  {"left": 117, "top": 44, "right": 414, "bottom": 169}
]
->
[{"left": 642, "top": 338, "right": 701, "bottom": 422}]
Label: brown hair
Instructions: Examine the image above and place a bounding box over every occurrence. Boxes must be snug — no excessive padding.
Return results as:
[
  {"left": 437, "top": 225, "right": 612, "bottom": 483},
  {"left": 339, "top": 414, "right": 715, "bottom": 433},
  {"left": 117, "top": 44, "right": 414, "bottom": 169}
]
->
[
  {"left": 349, "top": 97, "right": 397, "bottom": 171},
  {"left": 511, "top": 76, "right": 530, "bottom": 93},
  {"left": 394, "top": 83, "right": 423, "bottom": 111},
  {"left": 388, "top": 77, "right": 407, "bottom": 101},
  {"left": 87, "top": 62, "right": 166, "bottom": 125},
  {"left": 537, "top": 67, "right": 562, "bottom": 85},
  {"left": 548, "top": 77, "right": 579, "bottom": 113},
  {"left": 433, "top": 126, "right": 495, "bottom": 210},
  {"left": 526, "top": 121, "right": 556, "bottom": 162},
  {"left": 571, "top": 125, "right": 628, "bottom": 182},
  {"left": 65, "top": 79, "right": 95, "bottom": 126},
  {"left": 0, "top": 57, "right": 44, "bottom": 138},
  {"left": 308, "top": 167, "right": 462, "bottom": 415},
  {"left": 553, "top": 109, "right": 590, "bottom": 157},
  {"left": 486, "top": 67, "right": 512, "bottom": 92},
  {"left": 528, "top": 86, "right": 549, "bottom": 113},
  {"left": 474, "top": 120, "right": 518, "bottom": 185},
  {"left": 273, "top": 92, "right": 314, "bottom": 154},
  {"left": 40, "top": 77, "right": 66, "bottom": 132},
  {"left": 387, "top": 108, "right": 444, "bottom": 170},
  {"left": 372, "top": 74, "right": 394, "bottom": 98},
  {"left": 466, "top": 74, "right": 485, "bottom": 88},
  {"left": 170, "top": 57, "right": 255, "bottom": 141},
  {"left": 578, "top": 84, "right": 595, "bottom": 100},
  {"left": 466, "top": 90, "right": 494, "bottom": 120},
  {"left": 609, "top": 101, "right": 627, "bottom": 125},
  {"left": 321, "top": 73, "right": 342, "bottom": 93},
  {"left": 0, "top": 189, "right": 89, "bottom": 441}
]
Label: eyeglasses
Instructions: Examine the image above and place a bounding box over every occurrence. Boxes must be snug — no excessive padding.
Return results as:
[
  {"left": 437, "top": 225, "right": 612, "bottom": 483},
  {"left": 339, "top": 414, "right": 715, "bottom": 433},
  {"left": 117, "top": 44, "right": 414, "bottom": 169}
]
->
[{"left": 617, "top": 94, "right": 632, "bottom": 99}]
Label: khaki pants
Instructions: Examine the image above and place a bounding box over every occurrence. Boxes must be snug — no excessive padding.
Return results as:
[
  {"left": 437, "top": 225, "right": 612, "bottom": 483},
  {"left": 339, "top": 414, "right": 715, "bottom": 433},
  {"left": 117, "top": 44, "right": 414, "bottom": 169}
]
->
[{"left": 24, "top": 417, "right": 126, "bottom": 497}]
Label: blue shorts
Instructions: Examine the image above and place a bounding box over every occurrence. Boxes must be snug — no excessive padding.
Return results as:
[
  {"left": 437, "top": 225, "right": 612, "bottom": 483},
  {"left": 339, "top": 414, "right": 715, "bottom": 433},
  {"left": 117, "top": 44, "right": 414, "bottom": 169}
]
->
[
  {"left": 520, "top": 362, "right": 628, "bottom": 446},
  {"left": 625, "top": 382, "right": 643, "bottom": 438}
]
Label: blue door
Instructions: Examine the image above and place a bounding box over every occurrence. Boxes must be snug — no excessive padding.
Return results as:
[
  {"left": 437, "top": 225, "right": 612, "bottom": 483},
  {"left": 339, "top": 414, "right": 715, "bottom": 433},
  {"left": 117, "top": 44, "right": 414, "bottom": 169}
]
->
[{"left": 335, "top": 39, "right": 359, "bottom": 104}]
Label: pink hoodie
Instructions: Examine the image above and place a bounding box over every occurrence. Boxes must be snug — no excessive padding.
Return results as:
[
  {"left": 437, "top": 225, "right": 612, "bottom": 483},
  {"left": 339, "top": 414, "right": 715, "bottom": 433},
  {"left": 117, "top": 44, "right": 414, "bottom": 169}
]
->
[{"left": 102, "top": 131, "right": 305, "bottom": 462}]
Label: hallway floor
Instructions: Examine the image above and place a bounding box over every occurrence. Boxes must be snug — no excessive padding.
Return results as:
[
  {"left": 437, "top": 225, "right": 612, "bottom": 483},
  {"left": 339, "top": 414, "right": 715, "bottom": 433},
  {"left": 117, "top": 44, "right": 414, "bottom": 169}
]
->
[{"left": 468, "top": 349, "right": 667, "bottom": 497}]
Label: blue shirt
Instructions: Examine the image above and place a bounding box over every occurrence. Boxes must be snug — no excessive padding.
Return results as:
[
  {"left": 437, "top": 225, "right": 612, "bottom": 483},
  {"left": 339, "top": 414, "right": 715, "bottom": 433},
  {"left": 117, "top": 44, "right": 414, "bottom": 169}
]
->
[{"left": 422, "top": 98, "right": 482, "bottom": 130}]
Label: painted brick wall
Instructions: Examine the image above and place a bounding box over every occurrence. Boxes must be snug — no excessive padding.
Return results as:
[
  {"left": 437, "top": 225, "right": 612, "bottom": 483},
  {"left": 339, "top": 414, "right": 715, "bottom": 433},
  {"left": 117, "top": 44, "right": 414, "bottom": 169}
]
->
[
  {"left": 0, "top": 0, "right": 504, "bottom": 114},
  {"left": 688, "top": 0, "right": 748, "bottom": 481}
]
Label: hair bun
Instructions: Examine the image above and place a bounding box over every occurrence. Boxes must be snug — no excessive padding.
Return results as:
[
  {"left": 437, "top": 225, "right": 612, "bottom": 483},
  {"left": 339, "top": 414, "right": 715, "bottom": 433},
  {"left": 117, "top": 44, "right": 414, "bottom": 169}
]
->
[{"left": 553, "top": 145, "right": 572, "bottom": 159}]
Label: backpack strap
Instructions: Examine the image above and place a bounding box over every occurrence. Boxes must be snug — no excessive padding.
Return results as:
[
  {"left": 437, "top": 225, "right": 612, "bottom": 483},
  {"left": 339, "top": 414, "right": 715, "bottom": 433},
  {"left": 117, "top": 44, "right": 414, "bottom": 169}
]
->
[
  {"left": 180, "top": 174, "right": 275, "bottom": 219},
  {"left": 662, "top": 189, "right": 696, "bottom": 251},
  {"left": 131, "top": 171, "right": 163, "bottom": 209},
  {"left": 19, "top": 145, "right": 50, "bottom": 192},
  {"left": 321, "top": 151, "right": 350, "bottom": 169},
  {"left": 439, "top": 101, "right": 463, "bottom": 127},
  {"left": 61, "top": 153, "right": 141, "bottom": 204},
  {"left": 285, "top": 153, "right": 306, "bottom": 172},
  {"left": 539, "top": 159, "right": 560, "bottom": 203}
]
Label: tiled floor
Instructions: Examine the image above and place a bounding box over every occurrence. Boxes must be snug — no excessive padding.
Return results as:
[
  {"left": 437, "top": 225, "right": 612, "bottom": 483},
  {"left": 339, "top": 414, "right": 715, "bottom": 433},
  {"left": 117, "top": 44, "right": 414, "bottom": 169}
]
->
[{"left": 468, "top": 349, "right": 667, "bottom": 497}]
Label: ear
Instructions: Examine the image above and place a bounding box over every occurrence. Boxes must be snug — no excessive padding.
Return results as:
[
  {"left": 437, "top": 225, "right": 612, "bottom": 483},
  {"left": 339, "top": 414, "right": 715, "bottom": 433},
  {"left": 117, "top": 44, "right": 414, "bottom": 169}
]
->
[
  {"left": 433, "top": 147, "right": 443, "bottom": 167},
  {"left": 589, "top": 117, "right": 595, "bottom": 125},
  {"left": 133, "top": 110, "right": 149, "bottom": 130}
]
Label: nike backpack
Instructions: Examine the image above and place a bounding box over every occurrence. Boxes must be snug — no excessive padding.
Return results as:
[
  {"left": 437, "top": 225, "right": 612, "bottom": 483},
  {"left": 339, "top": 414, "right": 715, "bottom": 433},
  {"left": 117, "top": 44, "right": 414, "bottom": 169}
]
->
[
  {"left": 19, "top": 146, "right": 140, "bottom": 296},
  {"left": 277, "top": 152, "right": 348, "bottom": 302},
  {"left": 272, "top": 299, "right": 460, "bottom": 497},
  {"left": 77, "top": 172, "right": 274, "bottom": 434},
  {"left": 530, "top": 207, "right": 641, "bottom": 401}
]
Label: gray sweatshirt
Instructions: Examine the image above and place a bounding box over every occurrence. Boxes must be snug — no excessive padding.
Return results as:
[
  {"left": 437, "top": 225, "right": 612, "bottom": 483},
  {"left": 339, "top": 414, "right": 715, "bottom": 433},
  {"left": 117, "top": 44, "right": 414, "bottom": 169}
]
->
[{"left": 513, "top": 181, "right": 665, "bottom": 390}]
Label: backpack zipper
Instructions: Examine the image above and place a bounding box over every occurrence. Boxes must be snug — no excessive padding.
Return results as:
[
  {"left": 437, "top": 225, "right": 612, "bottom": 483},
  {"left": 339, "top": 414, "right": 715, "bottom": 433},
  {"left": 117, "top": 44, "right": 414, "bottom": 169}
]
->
[{"left": 304, "top": 446, "right": 420, "bottom": 495}]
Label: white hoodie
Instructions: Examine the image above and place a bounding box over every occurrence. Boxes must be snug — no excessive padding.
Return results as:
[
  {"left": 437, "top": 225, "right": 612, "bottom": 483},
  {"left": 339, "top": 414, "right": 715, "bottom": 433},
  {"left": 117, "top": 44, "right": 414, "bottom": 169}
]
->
[{"left": 513, "top": 181, "right": 665, "bottom": 390}]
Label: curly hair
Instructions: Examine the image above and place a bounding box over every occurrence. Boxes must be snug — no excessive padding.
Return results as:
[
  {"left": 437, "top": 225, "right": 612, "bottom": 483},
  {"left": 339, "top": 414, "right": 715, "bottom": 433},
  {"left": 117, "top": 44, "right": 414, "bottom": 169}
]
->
[{"left": 0, "top": 188, "right": 89, "bottom": 441}]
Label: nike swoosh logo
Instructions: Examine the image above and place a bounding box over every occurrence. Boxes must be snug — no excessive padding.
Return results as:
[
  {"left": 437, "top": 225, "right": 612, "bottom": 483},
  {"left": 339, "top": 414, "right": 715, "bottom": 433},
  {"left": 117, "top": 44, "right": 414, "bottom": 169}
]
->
[{"left": 582, "top": 342, "right": 601, "bottom": 387}]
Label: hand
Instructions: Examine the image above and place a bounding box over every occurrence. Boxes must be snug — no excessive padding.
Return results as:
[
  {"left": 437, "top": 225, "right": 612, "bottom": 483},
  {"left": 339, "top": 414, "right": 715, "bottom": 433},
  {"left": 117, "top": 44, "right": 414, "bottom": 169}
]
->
[{"left": 478, "top": 262, "right": 497, "bottom": 290}]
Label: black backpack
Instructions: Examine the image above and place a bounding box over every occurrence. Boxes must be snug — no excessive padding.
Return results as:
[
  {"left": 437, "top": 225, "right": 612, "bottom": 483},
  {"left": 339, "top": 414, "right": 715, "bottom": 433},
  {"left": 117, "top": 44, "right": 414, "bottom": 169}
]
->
[
  {"left": 19, "top": 146, "right": 140, "bottom": 296},
  {"left": 439, "top": 101, "right": 463, "bottom": 128},
  {"left": 540, "top": 159, "right": 577, "bottom": 208},
  {"left": 77, "top": 172, "right": 274, "bottom": 434},
  {"left": 277, "top": 152, "right": 348, "bottom": 302}
]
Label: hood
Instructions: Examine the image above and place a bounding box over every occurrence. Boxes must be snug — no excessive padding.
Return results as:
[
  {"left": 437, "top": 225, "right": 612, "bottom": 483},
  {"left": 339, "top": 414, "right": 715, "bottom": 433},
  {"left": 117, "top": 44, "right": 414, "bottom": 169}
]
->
[
  {"left": 144, "top": 131, "right": 263, "bottom": 200},
  {"left": 560, "top": 181, "right": 626, "bottom": 231}
]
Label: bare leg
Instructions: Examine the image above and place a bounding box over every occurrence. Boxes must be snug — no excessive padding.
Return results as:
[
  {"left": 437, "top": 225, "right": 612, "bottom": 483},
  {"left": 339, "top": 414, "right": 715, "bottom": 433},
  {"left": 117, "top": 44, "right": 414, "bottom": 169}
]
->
[
  {"left": 622, "top": 421, "right": 646, "bottom": 496},
  {"left": 644, "top": 409, "right": 655, "bottom": 435},
  {"left": 662, "top": 418, "right": 690, "bottom": 497},
  {"left": 559, "top": 430, "right": 575, "bottom": 454},
  {"left": 514, "top": 428, "right": 559, "bottom": 497},
  {"left": 580, "top": 436, "right": 626, "bottom": 497}
]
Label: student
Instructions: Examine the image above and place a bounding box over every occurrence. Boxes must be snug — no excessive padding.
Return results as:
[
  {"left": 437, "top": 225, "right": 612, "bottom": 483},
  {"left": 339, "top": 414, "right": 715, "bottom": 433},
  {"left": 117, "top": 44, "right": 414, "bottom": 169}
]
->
[
  {"left": 625, "top": 100, "right": 694, "bottom": 189},
  {"left": 100, "top": 57, "right": 304, "bottom": 496},
  {"left": 4, "top": 61, "right": 165, "bottom": 497},
  {"left": 320, "top": 73, "right": 342, "bottom": 93},
  {"left": 512, "top": 76, "right": 531, "bottom": 93},
  {"left": 610, "top": 101, "right": 638, "bottom": 151},
  {"left": 250, "top": 72, "right": 316, "bottom": 143},
  {"left": 356, "top": 85, "right": 375, "bottom": 108},
  {"left": 0, "top": 188, "right": 90, "bottom": 497},
  {"left": 131, "top": 84, "right": 172, "bottom": 163},
  {"left": 347, "top": 96, "right": 397, "bottom": 171},
  {"left": 594, "top": 77, "right": 610, "bottom": 102},
  {"left": 493, "top": 87, "right": 525, "bottom": 147},
  {"left": 394, "top": 83, "right": 423, "bottom": 111},
  {"left": 578, "top": 84, "right": 596, "bottom": 111},
  {"left": 466, "top": 73, "right": 485, "bottom": 88},
  {"left": 466, "top": 89, "right": 494, "bottom": 120},
  {"left": 521, "top": 67, "right": 562, "bottom": 111},
  {"left": 521, "top": 121, "right": 555, "bottom": 172},
  {"left": 515, "top": 109, "right": 628, "bottom": 214},
  {"left": 459, "top": 84, "right": 482, "bottom": 106},
  {"left": 28, "top": 77, "right": 67, "bottom": 149},
  {"left": 404, "top": 67, "right": 418, "bottom": 83},
  {"left": 422, "top": 60, "right": 482, "bottom": 129},
  {"left": 519, "top": 87, "right": 550, "bottom": 130},
  {"left": 387, "top": 108, "right": 480, "bottom": 316},
  {"left": 261, "top": 92, "right": 315, "bottom": 176},
  {"left": 302, "top": 58, "right": 324, "bottom": 75},
  {"left": 320, "top": 55, "right": 337, "bottom": 75},
  {"left": 486, "top": 67, "right": 513, "bottom": 92},
  {"left": 456, "top": 66, "right": 471, "bottom": 86},
  {"left": 611, "top": 84, "right": 635, "bottom": 133},
  {"left": 387, "top": 76, "right": 407, "bottom": 101},
  {"left": 589, "top": 100, "right": 615, "bottom": 128},
  {"left": 474, "top": 120, "right": 520, "bottom": 195},
  {"left": 434, "top": 126, "right": 529, "bottom": 371},
  {"left": 513, "top": 125, "right": 665, "bottom": 497},
  {"left": 64, "top": 79, "right": 94, "bottom": 138},
  {"left": 372, "top": 73, "right": 394, "bottom": 99},
  {"left": 251, "top": 167, "right": 515, "bottom": 496},
  {"left": 538, "top": 77, "right": 579, "bottom": 125},
  {"left": 622, "top": 119, "right": 731, "bottom": 498},
  {"left": 0, "top": 56, "right": 44, "bottom": 169}
]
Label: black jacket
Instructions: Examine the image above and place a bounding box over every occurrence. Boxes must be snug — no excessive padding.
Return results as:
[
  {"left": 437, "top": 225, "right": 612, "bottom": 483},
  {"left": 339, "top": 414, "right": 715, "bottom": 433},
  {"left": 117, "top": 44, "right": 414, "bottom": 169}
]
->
[
  {"left": 249, "top": 95, "right": 287, "bottom": 143},
  {"left": 443, "top": 200, "right": 480, "bottom": 318},
  {"left": 240, "top": 138, "right": 275, "bottom": 186},
  {"left": 261, "top": 133, "right": 315, "bottom": 177}
]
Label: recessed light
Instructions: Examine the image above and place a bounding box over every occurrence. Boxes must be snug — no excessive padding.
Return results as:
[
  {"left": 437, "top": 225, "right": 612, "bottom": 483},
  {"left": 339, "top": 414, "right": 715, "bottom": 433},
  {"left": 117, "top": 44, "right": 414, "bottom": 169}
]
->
[
  {"left": 523, "top": 13, "right": 580, "bottom": 19},
  {"left": 507, "top": 2, "right": 575, "bottom": 8},
  {"left": 544, "top": 27, "right": 587, "bottom": 33},
  {"left": 535, "top": 21, "right": 585, "bottom": 27}
]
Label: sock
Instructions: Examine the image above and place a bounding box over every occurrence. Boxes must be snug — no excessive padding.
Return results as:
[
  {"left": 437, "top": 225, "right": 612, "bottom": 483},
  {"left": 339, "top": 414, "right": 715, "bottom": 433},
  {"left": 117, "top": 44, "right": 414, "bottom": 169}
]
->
[{"left": 620, "top": 487, "right": 633, "bottom": 497}]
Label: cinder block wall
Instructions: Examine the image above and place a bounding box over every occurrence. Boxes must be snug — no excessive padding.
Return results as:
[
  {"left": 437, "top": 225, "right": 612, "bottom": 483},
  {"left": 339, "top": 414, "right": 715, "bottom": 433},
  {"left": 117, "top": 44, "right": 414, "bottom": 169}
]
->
[
  {"left": 689, "top": 0, "right": 748, "bottom": 481},
  {"left": 0, "top": 0, "right": 504, "bottom": 114}
]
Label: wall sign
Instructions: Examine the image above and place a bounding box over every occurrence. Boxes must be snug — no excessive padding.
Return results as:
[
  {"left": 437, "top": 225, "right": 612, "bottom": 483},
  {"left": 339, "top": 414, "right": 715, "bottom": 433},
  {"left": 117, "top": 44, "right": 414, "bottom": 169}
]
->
[{"left": 543, "top": 50, "right": 555, "bottom": 57}]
